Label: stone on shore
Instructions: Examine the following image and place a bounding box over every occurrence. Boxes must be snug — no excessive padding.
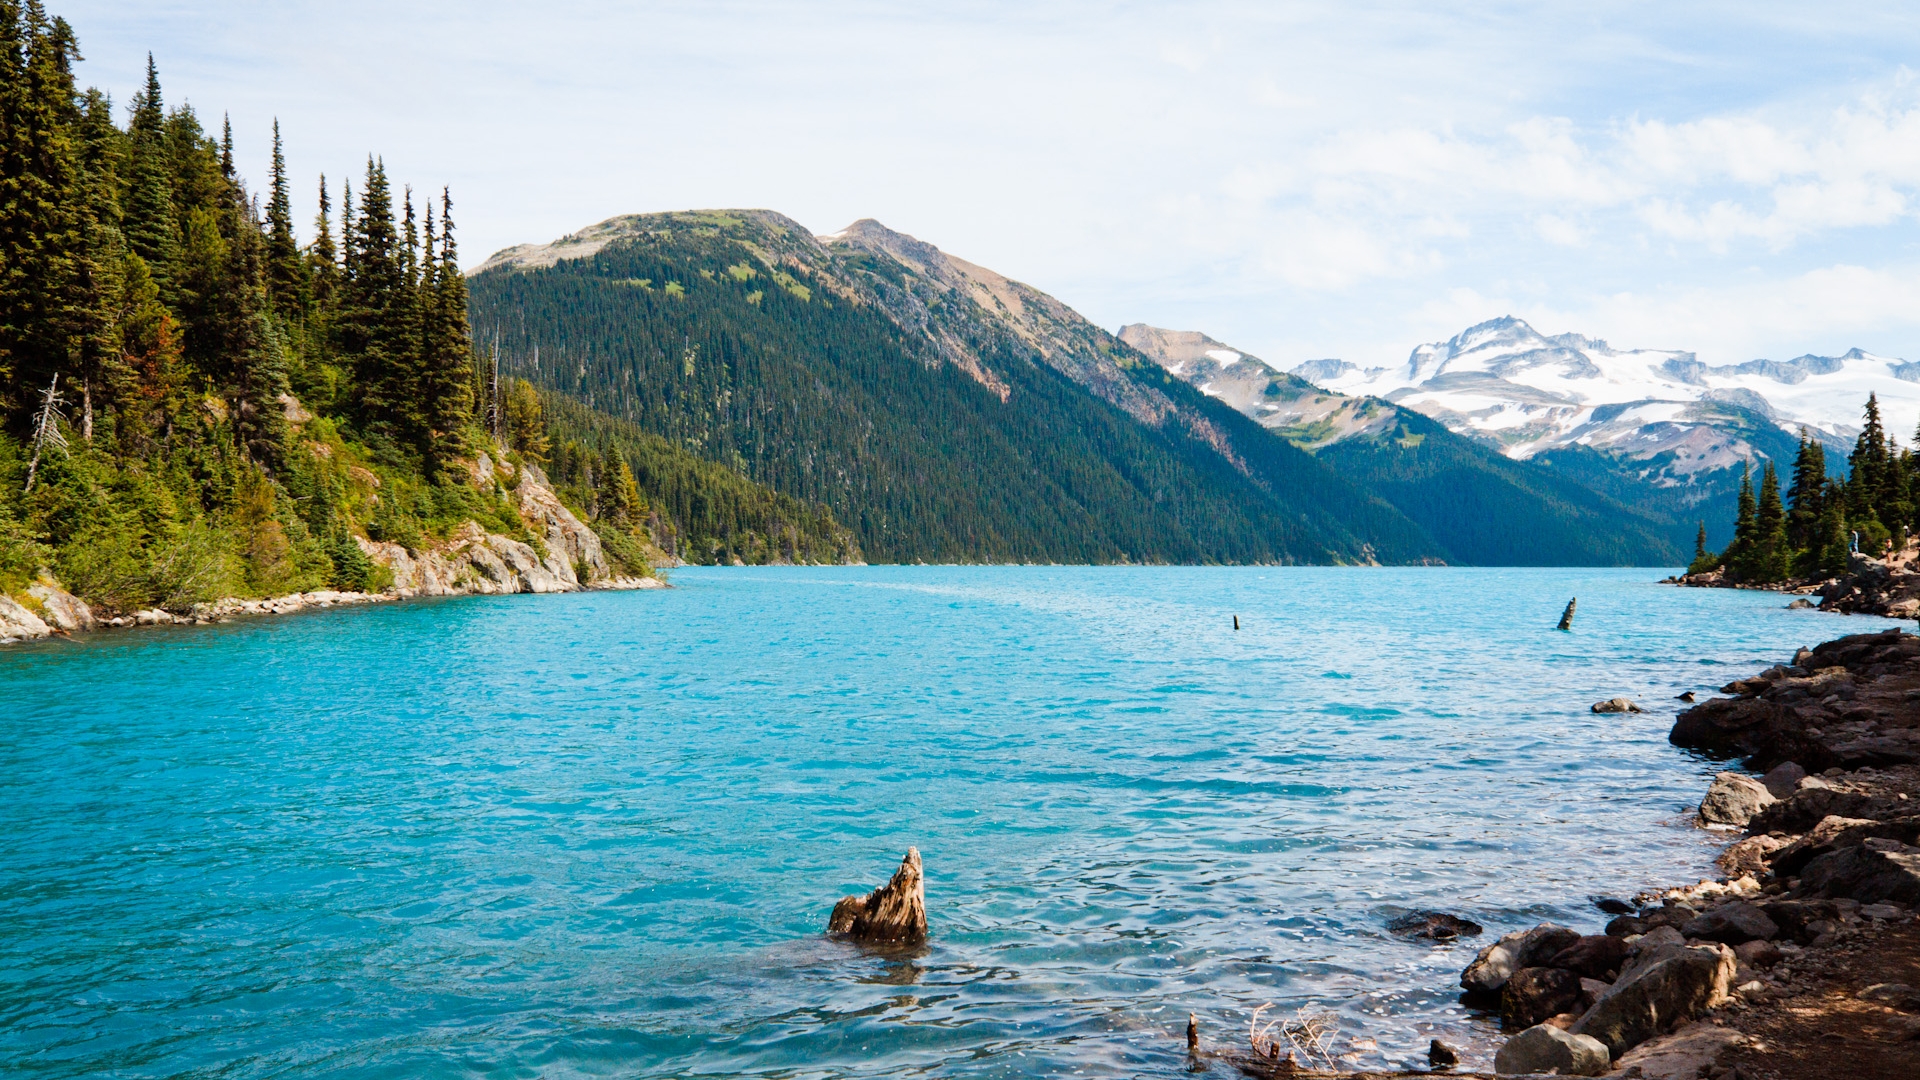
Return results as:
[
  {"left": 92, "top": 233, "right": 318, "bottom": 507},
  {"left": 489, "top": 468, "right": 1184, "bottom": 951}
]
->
[
  {"left": 1680, "top": 900, "right": 1778, "bottom": 944},
  {"left": 26, "top": 582, "right": 94, "bottom": 632},
  {"left": 1591, "top": 697, "right": 1643, "bottom": 713},
  {"left": 1462, "top": 923, "right": 1581, "bottom": 994},
  {"left": 0, "top": 595, "right": 52, "bottom": 641},
  {"left": 1493, "top": 1023, "right": 1609, "bottom": 1076},
  {"left": 1427, "top": 1038, "right": 1459, "bottom": 1069},
  {"left": 1549, "top": 934, "right": 1629, "bottom": 980},
  {"left": 1698, "top": 771, "right": 1776, "bottom": 826},
  {"left": 828, "top": 847, "right": 927, "bottom": 944},
  {"left": 1501, "top": 965, "right": 1583, "bottom": 1029},
  {"left": 1734, "top": 938, "right": 1781, "bottom": 969},
  {"left": 1762, "top": 760, "right": 1808, "bottom": 798},
  {"left": 1569, "top": 943, "right": 1735, "bottom": 1057},
  {"left": 1716, "top": 834, "right": 1787, "bottom": 877},
  {"left": 1797, "top": 837, "right": 1920, "bottom": 905}
]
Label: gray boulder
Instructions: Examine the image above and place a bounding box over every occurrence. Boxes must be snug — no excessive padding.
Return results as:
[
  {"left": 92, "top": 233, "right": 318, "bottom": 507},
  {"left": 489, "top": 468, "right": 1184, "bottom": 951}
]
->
[
  {"left": 1570, "top": 943, "right": 1735, "bottom": 1057},
  {"left": 1699, "top": 771, "right": 1776, "bottom": 826},
  {"left": 1680, "top": 901, "right": 1779, "bottom": 944},
  {"left": 1762, "top": 761, "right": 1808, "bottom": 799},
  {"left": 1501, "top": 965, "right": 1583, "bottom": 1029},
  {"left": 828, "top": 847, "right": 927, "bottom": 943},
  {"left": 1591, "top": 697, "right": 1644, "bottom": 713},
  {"left": 1494, "top": 1023, "right": 1609, "bottom": 1076},
  {"left": 1798, "top": 837, "right": 1920, "bottom": 905},
  {"left": 1462, "top": 923, "right": 1582, "bottom": 994},
  {"left": 1549, "top": 934, "right": 1630, "bottom": 980}
]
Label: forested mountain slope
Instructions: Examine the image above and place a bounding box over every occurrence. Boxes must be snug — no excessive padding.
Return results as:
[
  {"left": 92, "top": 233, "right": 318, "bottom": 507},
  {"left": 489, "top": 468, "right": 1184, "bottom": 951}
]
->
[
  {"left": 469, "top": 211, "right": 1442, "bottom": 564},
  {"left": 1119, "top": 325, "right": 1686, "bottom": 565}
]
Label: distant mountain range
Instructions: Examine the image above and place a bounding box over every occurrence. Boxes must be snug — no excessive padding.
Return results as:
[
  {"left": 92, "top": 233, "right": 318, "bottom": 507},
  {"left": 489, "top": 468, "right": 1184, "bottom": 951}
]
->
[
  {"left": 1126, "top": 317, "right": 1919, "bottom": 550},
  {"left": 470, "top": 213, "right": 1682, "bottom": 565}
]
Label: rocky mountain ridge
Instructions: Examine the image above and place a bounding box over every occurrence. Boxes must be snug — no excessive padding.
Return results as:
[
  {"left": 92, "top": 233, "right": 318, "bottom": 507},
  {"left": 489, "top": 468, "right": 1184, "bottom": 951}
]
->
[{"left": 469, "top": 209, "right": 1447, "bottom": 565}]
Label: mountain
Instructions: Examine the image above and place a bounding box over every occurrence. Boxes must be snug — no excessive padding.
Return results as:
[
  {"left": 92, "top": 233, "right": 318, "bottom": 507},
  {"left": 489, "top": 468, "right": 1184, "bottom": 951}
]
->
[
  {"left": 1118, "top": 326, "right": 1685, "bottom": 565},
  {"left": 469, "top": 211, "right": 1439, "bottom": 565},
  {"left": 1282, "top": 317, "right": 1920, "bottom": 546}
]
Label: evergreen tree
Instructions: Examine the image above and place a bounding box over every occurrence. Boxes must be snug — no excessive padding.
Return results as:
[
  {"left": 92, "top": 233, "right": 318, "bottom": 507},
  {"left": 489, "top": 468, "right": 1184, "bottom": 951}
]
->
[
  {"left": 1752, "top": 460, "right": 1790, "bottom": 581},
  {"left": 1722, "top": 461, "right": 1756, "bottom": 576},
  {"left": 213, "top": 148, "right": 288, "bottom": 468},
  {"left": 121, "top": 54, "right": 178, "bottom": 302},
  {"left": 505, "top": 377, "right": 549, "bottom": 461},
  {"left": 341, "top": 157, "right": 411, "bottom": 437},
  {"left": 1848, "top": 393, "right": 1889, "bottom": 523},
  {"left": 419, "top": 187, "right": 473, "bottom": 471},
  {"left": 1694, "top": 521, "right": 1707, "bottom": 560},
  {"left": 0, "top": 1, "right": 90, "bottom": 424},
  {"left": 263, "top": 119, "right": 302, "bottom": 321},
  {"left": 1785, "top": 431, "right": 1827, "bottom": 550}
]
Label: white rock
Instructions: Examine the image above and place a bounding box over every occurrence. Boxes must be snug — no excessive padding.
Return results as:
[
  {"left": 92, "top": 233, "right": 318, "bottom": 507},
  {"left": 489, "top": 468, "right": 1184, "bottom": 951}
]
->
[
  {"left": 1494, "top": 1023, "right": 1609, "bottom": 1076},
  {"left": 0, "top": 595, "right": 52, "bottom": 641}
]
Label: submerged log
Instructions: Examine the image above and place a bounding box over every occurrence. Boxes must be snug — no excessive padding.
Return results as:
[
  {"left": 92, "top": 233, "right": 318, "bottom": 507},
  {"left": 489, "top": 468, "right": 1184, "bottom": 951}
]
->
[
  {"left": 1558, "top": 598, "right": 1577, "bottom": 631},
  {"left": 828, "top": 847, "right": 927, "bottom": 944}
]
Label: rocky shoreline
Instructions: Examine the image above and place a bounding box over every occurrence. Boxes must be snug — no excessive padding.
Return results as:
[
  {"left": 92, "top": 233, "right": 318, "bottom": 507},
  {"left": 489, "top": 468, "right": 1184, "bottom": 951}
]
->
[
  {"left": 1446, "top": 629, "right": 1920, "bottom": 1078},
  {"left": 1179, "top": 629, "right": 1920, "bottom": 1079},
  {"left": 1666, "top": 545, "right": 1920, "bottom": 621},
  {"left": 0, "top": 453, "right": 666, "bottom": 646}
]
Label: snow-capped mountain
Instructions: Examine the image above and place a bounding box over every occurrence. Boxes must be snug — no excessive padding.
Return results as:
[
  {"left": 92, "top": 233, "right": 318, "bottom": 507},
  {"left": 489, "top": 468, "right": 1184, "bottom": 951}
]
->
[{"left": 1297, "top": 317, "right": 1920, "bottom": 483}]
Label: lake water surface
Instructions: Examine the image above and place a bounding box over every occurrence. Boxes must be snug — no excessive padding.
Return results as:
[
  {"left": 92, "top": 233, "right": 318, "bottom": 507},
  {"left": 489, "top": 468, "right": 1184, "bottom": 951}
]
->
[{"left": 0, "top": 567, "right": 1862, "bottom": 1077}]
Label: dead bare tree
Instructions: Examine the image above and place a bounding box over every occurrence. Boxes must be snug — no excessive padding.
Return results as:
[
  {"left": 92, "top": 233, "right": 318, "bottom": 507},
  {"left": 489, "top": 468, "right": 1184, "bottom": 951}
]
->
[
  {"left": 24, "top": 374, "right": 68, "bottom": 494},
  {"left": 1247, "top": 1003, "right": 1340, "bottom": 1073}
]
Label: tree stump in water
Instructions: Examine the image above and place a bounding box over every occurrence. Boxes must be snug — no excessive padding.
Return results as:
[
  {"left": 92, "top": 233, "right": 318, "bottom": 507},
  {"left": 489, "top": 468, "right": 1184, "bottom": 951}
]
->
[
  {"left": 1558, "top": 598, "right": 1577, "bottom": 630},
  {"left": 828, "top": 847, "right": 927, "bottom": 944}
]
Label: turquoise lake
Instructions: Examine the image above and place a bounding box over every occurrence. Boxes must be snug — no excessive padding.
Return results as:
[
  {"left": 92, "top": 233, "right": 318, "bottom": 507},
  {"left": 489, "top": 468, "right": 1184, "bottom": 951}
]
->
[{"left": 0, "top": 567, "right": 1864, "bottom": 1076}]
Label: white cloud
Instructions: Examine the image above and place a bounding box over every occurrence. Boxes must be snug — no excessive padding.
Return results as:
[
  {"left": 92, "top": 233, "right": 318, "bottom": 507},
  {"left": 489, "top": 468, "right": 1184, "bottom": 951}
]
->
[{"left": 55, "top": 0, "right": 1920, "bottom": 374}]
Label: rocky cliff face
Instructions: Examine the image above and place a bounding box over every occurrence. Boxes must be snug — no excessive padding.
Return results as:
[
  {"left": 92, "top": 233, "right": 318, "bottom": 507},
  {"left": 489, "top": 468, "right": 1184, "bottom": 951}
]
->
[
  {"left": 0, "top": 450, "right": 660, "bottom": 646},
  {"left": 358, "top": 452, "right": 647, "bottom": 597}
]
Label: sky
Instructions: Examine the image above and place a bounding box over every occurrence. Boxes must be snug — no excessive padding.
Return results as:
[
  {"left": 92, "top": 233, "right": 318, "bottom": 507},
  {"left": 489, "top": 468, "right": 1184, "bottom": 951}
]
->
[{"left": 57, "top": 1, "right": 1920, "bottom": 372}]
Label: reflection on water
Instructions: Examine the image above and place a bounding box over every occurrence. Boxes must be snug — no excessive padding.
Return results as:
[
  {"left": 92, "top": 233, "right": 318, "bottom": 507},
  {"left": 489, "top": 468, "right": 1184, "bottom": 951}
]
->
[{"left": 0, "top": 567, "right": 1849, "bottom": 1077}]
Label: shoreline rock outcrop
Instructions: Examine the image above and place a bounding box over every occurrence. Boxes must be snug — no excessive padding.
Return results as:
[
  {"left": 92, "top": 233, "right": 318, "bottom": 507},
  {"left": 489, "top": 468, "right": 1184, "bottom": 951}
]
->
[
  {"left": 828, "top": 848, "right": 927, "bottom": 945},
  {"left": 1, "top": 453, "right": 665, "bottom": 646}
]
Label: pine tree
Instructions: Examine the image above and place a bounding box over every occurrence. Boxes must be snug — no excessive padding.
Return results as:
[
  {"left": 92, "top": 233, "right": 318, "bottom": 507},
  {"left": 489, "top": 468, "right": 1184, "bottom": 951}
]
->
[
  {"left": 420, "top": 187, "right": 473, "bottom": 471},
  {"left": 213, "top": 151, "right": 289, "bottom": 468},
  {"left": 1785, "top": 431, "right": 1827, "bottom": 550},
  {"left": 303, "top": 173, "right": 337, "bottom": 367},
  {"left": 263, "top": 119, "right": 303, "bottom": 321},
  {"left": 121, "top": 53, "right": 178, "bottom": 302},
  {"left": 1694, "top": 521, "right": 1707, "bottom": 561},
  {"left": 1849, "top": 393, "right": 1889, "bottom": 523},
  {"left": 0, "top": 2, "right": 96, "bottom": 426},
  {"left": 1722, "top": 462, "right": 1757, "bottom": 580},
  {"left": 505, "top": 377, "right": 549, "bottom": 461},
  {"left": 1754, "top": 461, "right": 1790, "bottom": 581},
  {"left": 341, "top": 157, "right": 410, "bottom": 436}
]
